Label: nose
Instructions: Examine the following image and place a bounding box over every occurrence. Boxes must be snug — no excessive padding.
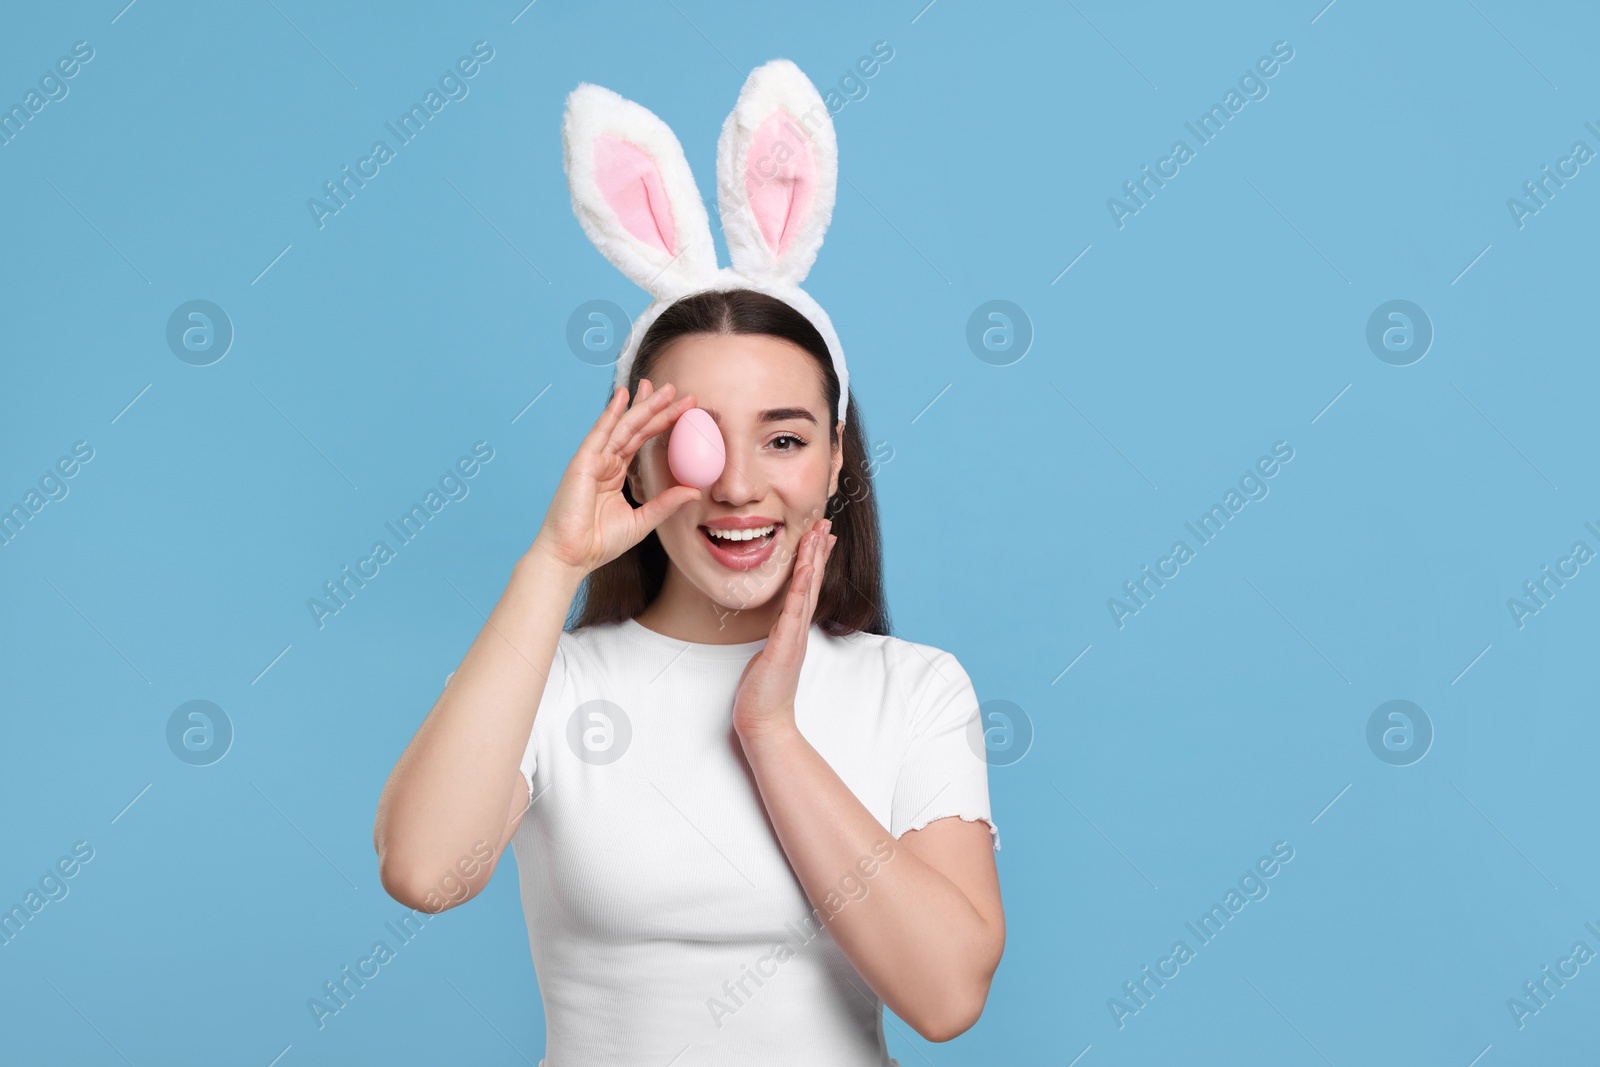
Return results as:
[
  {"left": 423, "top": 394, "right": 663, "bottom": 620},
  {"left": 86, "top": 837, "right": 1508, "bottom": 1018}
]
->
[{"left": 709, "top": 440, "right": 760, "bottom": 505}]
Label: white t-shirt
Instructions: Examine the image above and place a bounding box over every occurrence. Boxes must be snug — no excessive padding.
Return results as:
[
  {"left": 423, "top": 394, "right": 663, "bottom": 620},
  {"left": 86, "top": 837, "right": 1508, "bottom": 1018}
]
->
[{"left": 508, "top": 616, "right": 998, "bottom": 1067}]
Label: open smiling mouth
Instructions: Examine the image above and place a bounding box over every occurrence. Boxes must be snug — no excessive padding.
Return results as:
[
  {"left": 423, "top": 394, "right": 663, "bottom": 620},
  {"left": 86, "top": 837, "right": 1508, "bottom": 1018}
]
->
[{"left": 698, "top": 523, "right": 781, "bottom": 571}]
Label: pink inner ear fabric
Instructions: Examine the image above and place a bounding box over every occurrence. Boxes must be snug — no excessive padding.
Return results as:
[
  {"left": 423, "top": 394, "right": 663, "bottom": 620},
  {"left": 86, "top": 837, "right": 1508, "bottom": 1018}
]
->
[
  {"left": 593, "top": 135, "right": 677, "bottom": 256},
  {"left": 744, "top": 110, "right": 816, "bottom": 260}
]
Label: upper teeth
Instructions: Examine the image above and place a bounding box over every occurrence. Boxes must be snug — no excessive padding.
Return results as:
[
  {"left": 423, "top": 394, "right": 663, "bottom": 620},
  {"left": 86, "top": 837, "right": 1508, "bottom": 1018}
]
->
[{"left": 708, "top": 524, "right": 775, "bottom": 541}]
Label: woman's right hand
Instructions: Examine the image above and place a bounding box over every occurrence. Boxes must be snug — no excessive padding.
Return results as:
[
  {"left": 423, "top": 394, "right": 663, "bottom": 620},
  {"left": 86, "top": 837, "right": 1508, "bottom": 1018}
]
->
[{"left": 529, "top": 379, "right": 702, "bottom": 578}]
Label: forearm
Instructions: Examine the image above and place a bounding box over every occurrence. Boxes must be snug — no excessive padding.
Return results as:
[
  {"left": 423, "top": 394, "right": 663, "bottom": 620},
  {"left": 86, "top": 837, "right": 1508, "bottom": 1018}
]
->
[
  {"left": 374, "top": 547, "right": 583, "bottom": 900},
  {"left": 739, "top": 723, "right": 999, "bottom": 1037}
]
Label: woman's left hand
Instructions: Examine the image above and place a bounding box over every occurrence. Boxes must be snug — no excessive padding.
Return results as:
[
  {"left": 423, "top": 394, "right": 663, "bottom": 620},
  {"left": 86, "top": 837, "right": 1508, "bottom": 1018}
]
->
[{"left": 731, "top": 517, "right": 836, "bottom": 743}]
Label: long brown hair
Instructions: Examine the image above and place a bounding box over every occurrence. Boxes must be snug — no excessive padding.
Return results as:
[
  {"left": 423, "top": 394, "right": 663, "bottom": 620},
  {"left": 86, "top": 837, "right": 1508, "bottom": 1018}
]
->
[{"left": 571, "top": 289, "right": 889, "bottom": 638}]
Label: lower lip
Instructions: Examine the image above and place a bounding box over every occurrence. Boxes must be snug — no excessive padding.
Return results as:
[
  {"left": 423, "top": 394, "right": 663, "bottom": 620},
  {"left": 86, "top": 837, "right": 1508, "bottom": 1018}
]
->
[{"left": 699, "top": 525, "right": 781, "bottom": 571}]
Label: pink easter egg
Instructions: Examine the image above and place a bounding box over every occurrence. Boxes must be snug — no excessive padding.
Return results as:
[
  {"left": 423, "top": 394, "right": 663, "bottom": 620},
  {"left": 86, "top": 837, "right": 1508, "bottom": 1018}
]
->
[{"left": 667, "top": 407, "right": 726, "bottom": 488}]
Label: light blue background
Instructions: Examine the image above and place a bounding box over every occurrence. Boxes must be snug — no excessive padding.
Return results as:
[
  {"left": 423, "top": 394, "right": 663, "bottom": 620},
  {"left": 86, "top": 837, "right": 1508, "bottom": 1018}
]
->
[{"left": 3, "top": 1, "right": 1597, "bottom": 1063}]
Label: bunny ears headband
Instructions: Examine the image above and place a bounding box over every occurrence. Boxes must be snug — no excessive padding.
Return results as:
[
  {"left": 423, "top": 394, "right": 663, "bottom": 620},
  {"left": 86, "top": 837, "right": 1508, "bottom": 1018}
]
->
[{"left": 563, "top": 58, "right": 850, "bottom": 424}]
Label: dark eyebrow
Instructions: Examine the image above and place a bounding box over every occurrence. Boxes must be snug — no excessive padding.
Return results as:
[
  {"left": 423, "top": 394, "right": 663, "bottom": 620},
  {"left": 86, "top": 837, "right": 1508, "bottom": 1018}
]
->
[{"left": 699, "top": 406, "right": 817, "bottom": 427}]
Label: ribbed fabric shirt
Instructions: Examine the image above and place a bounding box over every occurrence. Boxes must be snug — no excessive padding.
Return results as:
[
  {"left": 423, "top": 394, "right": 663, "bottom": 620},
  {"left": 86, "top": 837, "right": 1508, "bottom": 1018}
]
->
[{"left": 508, "top": 616, "right": 998, "bottom": 1066}]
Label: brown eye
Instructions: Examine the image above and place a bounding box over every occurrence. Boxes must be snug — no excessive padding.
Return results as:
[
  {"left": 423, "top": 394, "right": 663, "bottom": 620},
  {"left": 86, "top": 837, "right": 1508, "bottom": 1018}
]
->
[{"left": 771, "top": 434, "right": 806, "bottom": 451}]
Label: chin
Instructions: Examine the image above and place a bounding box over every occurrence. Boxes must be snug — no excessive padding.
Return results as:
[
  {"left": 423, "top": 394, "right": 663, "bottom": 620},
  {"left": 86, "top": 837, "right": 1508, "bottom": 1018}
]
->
[{"left": 698, "top": 564, "right": 783, "bottom": 613}]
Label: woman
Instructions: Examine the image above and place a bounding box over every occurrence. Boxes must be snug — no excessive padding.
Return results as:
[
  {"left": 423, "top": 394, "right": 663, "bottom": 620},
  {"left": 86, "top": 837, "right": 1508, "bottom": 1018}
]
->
[
  {"left": 374, "top": 290, "right": 1003, "bottom": 1063},
  {"left": 375, "top": 60, "right": 1003, "bottom": 1066}
]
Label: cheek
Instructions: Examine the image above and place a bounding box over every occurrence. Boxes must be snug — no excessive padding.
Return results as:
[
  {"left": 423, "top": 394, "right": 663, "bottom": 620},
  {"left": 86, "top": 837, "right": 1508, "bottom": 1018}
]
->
[
  {"left": 780, "top": 453, "right": 832, "bottom": 503},
  {"left": 639, "top": 446, "right": 701, "bottom": 539}
]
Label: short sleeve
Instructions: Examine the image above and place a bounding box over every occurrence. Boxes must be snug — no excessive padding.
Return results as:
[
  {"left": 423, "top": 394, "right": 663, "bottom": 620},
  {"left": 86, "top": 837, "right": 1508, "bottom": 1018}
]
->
[
  {"left": 517, "top": 634, "right": 569, "bottom": 809},
  {"left": 890, "top": 651, "right": 1000, "bottom": 851}
]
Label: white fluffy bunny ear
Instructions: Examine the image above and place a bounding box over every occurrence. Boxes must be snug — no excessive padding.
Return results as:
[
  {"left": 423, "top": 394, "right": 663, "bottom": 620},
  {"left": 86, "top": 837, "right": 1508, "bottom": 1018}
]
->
[
  {"left": 563, "top": 82, "right": 718, "bottom": 297},
  {"left": 717, "top": 59, "right": 838, "bottom": 287}
]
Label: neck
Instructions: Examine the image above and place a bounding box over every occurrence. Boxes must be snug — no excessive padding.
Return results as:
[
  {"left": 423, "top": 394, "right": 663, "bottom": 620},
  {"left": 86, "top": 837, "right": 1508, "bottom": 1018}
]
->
[{"left": 634, "top": 562, "right": 790, "bottom": 644}]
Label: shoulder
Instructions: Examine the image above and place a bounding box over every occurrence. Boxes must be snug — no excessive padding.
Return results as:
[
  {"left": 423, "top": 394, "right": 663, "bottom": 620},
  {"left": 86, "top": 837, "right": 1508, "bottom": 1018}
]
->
[
  {"left": 560, "top": 619, "right": 622, "bottom": 644},
  {"left": 556, "top": 618, "right": 630, "bottom": 657},
  {"left": 829, "top": 626, "right": 965, "bottom": 672},
  {"left": 826, "top": 626, "right": 957, "bottom": 665},
  {"left": 819, "top": 628, "right": 973, "bottom": 714}
]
